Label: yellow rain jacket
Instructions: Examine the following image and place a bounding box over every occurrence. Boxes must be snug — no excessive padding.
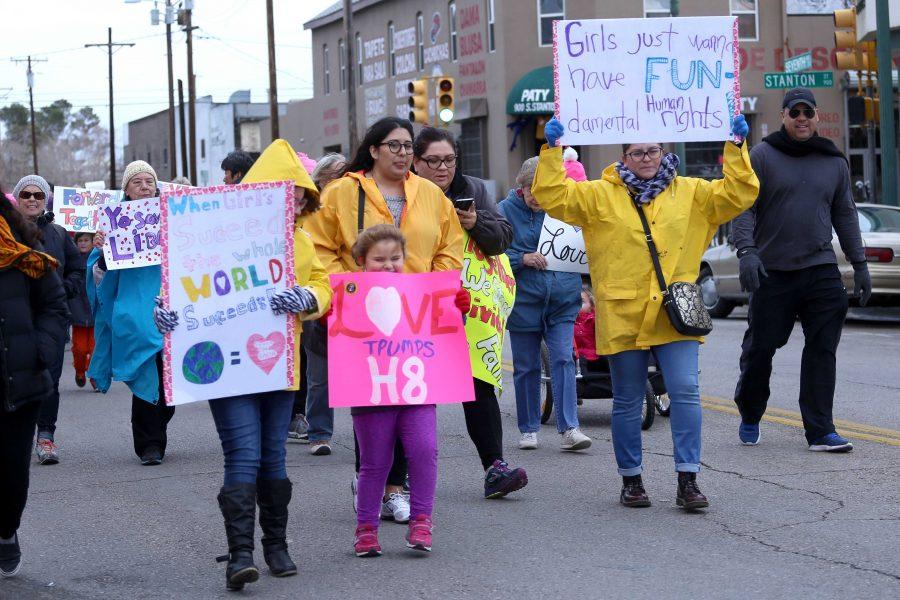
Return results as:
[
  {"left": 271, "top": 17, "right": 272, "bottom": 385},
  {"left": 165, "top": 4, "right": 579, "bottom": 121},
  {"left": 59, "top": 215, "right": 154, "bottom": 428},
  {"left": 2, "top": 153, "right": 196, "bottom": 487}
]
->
[
  {"left": 242, "top": 138, "right": 332, "bottom": 389},
  {"left": 304, "top": 171, "right": 463, "bottom": 274},
  {"left": 532, "top": 142, "right": 759, "bottom": 355}
]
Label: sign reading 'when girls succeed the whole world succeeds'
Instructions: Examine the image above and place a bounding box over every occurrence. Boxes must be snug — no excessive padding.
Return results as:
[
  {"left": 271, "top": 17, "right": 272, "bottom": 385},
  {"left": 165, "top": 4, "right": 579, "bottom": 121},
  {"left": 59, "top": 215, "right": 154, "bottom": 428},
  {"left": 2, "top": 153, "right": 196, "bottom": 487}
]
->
[{"left": 553, "top": 16, "right": 741, "bottom": 145}]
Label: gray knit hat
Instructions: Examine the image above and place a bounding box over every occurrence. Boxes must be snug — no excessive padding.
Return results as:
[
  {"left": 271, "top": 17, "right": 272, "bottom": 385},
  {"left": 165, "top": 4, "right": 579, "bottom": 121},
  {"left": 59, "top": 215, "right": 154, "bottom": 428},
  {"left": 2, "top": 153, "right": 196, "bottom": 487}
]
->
[
  {"left": 121, "top": 160, "right": 158, "bottom": 191},
  {"left": 13, "top": 174, "right": 51, "bottom": 200}
]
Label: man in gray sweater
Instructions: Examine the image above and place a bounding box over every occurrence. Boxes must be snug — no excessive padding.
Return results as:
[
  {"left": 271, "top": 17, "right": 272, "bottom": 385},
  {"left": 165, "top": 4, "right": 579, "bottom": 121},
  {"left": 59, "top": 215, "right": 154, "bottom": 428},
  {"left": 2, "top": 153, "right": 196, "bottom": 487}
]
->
[{"left": 731, "top": 88, "right": 871, "bottom": 453}]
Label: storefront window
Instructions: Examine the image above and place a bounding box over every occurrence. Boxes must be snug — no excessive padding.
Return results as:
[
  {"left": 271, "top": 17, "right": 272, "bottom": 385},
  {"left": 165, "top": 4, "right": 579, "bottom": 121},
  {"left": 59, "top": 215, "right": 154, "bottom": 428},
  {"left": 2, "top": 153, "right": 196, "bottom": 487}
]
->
[
  {"left": 644, "top": 0, "right": 671, "bottom": 18},
  {"left": 684, "top": 141, "right": 724, "bottom": 179},
  {"left": 537, "top": 0, "right": 564, "bottom": 47},
  {"left": 459, "top": 118, "right": 487, "bottom": 179},
  {"left": 731, "top": 0, "right": 758, "bottom": 41}
]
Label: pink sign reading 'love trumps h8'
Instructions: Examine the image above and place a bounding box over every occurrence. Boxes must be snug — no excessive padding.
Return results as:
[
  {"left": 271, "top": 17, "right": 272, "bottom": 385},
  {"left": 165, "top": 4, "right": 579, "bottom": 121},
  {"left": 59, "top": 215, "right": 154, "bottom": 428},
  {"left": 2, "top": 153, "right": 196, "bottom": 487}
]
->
[{"left": 327, "top": 271, "right": 474, "bottom": 409}]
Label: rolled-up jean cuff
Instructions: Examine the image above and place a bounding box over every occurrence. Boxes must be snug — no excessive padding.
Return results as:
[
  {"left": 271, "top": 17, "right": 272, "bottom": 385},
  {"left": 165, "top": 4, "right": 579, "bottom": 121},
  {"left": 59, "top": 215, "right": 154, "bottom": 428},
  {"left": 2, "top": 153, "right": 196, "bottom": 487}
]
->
[
  {"left": 675, "top": 463, "right": 700, "bottom": 473},
  {"left": 617, "top": 465, "right": 642, "bottom": 477}
]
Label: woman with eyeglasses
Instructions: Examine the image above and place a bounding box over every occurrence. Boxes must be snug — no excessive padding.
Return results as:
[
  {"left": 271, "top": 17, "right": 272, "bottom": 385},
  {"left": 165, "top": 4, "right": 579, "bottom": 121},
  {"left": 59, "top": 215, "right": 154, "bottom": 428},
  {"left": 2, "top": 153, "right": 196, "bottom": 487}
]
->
[
  {"left": 303, "top": 117, "right": 464, "bottom": 524},
  {"left": 532, "top": 115, "right": 758, "bottom": 511},
  {"left": 498, "top": 158, "right": 589, "bottom": 455}
]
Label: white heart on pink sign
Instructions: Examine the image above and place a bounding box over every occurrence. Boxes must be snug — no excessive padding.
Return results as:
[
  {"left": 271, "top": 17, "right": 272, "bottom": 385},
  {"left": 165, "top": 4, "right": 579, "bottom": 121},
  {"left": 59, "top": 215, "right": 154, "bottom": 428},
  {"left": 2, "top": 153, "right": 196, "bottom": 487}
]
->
[{"left": 365, "top": 286, "right": 402, "bottom": 337}]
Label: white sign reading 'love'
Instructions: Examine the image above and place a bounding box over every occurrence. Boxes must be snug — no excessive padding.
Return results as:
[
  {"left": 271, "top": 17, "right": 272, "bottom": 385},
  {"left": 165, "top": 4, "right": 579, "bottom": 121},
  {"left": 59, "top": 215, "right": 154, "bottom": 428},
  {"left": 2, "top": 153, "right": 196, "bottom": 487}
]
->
[
  {"left": 537, "top": 214, "right": 589, "bottom": 275},
  {"left": 553, "top": 16, "right": 741, "bottom": 145}
]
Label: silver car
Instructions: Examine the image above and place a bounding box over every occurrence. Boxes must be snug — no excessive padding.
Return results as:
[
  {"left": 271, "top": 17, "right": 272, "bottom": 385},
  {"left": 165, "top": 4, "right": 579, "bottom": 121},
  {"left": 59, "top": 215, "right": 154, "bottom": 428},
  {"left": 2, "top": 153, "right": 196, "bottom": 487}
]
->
[{"left": 699, "top": 203, "right": 900, "bottom": 317}]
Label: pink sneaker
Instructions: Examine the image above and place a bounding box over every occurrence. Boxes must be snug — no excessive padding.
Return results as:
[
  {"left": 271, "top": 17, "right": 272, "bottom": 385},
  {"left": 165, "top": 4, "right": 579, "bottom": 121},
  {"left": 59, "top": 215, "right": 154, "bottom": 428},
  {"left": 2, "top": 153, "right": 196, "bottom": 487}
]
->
[
  {"left": 354, "top": 524, "right": 382, "bottom": 557},
  {"left": 405, "top": 515, "right": 433, "bottom": 552}
]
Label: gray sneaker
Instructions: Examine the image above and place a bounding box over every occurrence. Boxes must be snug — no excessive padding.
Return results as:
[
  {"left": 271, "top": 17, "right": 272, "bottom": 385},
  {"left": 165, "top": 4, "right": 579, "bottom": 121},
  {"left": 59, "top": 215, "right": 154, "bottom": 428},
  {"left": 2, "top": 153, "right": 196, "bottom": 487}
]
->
[
  {"left": 287, "top": 413, "right": 309, "bottom": 443},
  {"left": 310, "top": 440, "right": 332, "bottom": 456},
  {"left": 35, "top": 437, "right": 59, "bottom": 465},
  {"left": 0, "top": 533, "right": 22, "bottom": 578}
]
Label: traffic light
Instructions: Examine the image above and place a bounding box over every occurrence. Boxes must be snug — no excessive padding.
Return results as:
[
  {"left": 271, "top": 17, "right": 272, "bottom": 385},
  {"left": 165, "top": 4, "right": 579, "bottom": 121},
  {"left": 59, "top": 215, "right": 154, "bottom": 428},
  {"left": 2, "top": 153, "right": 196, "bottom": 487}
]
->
[
  {"left": 435, "top": 77, "right": 454, "bottom": 124},
  {"left": 408, "top": 79, "right": 429, "bottom": 124},
  {"left": 833, "top": 8, "right": 869, "bottom": 71}
]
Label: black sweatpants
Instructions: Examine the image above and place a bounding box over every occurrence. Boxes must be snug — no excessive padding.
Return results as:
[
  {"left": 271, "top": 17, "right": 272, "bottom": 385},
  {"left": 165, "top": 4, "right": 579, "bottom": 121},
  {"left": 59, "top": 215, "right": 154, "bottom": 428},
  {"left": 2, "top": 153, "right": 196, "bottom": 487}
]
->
[
  {"left": 35, "top": 336, "right": 65, "bottom": 437},
  {"left": 0, "top": 402, "right": 40, "bottom": 538},
  {"left": 463, "top": 378, "right": 504, "bottom": 470},
  {"left": 132, "top": 354, "right": 176, "bottom": 457},
  {"left": 734, "top": 264, "right": 848, "bottom": 443}
]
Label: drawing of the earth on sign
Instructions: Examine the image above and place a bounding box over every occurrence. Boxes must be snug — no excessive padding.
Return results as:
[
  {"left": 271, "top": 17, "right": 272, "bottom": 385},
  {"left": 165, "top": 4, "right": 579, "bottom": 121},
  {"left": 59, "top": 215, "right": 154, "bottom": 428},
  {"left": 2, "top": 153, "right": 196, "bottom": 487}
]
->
[{"left": 182, "top": 341, "right": 225, "bottom": 384}]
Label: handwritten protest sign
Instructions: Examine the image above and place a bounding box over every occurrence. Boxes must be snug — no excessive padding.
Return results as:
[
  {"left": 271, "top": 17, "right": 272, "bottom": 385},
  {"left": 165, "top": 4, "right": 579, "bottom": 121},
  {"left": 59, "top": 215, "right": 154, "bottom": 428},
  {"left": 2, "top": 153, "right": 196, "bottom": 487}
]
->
[
  {"left": 98, "top": 197, "right": 162, "bottom": 269},
  {"left": 53, "top": 186, "right": 123, "bottom": 233},
  {"left": 461, "top": 234, "right": 516, "bottom": 389},
  {"left": 553, "top": 16, "right": 740, "bottom": 145},
  {"left": 160, "top": 181, "right": 296, "bottom": 405},
  {"left": 327, "top": 271, "right": 474, "bottom": 408},
  {"left": 537, "top": 215, "right": 589, "bottom": 274}
]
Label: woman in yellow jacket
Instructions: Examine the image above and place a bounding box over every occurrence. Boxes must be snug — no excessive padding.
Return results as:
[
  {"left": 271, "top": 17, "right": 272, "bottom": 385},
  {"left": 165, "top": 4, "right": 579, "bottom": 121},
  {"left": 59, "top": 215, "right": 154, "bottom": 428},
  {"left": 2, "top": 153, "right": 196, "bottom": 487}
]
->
[
  {"left": 154, "top": 139, "right": 332, "bottom": 591},
  {"left": 533, "top": 116, "right": 758, "bottom": 511}
]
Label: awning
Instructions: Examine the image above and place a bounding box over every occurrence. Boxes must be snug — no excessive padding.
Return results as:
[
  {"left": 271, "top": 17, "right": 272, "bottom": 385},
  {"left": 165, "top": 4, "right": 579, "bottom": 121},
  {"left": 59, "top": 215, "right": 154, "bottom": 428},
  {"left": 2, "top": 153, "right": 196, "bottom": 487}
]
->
[{"left": 506, "top": 66, "right": 555, "bottom": 115}]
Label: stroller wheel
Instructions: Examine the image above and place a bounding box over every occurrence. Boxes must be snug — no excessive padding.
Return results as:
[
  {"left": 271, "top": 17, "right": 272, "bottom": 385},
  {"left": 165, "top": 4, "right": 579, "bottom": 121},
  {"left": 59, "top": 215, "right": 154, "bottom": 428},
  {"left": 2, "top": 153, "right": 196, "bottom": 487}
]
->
[
  {"left": 655, "top": 393, "right": 671, "bottom": 417},
  {"left": 540, "top": 343, "right": 553, "bottom": 424},
  {"left": 642, "top": 383, "right": 656, "bottom": 430}
]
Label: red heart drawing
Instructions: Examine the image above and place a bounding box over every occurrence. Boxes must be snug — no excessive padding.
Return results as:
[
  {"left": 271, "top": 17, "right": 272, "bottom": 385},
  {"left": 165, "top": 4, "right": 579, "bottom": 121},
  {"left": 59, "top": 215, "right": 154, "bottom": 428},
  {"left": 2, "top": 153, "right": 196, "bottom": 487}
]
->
[{"left": 246, "top": 332, "right": 286, "bottom": 375}]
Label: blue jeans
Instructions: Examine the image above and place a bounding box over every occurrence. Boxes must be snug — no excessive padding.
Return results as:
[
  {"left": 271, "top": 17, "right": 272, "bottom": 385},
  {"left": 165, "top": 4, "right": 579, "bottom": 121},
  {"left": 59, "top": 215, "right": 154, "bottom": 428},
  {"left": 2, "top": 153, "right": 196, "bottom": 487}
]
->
[
  {"left": 208, "top": 390, "right": 294, "bottom": 486},
  {"left": 607, "top": 341, "right": 701, "bottom": 476},
  {"left": 304, "top": 346, "right": 333, "bottom": 442},
  {"left": 509, "top": 323, "right": 579, "bottom": 434}
]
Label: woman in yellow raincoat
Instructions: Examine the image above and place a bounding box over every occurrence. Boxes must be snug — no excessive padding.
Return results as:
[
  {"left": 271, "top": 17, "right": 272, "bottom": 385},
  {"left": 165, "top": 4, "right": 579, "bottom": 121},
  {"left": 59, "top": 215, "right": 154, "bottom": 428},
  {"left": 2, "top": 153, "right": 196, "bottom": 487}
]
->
[
  {"left": 154, "top": 139, "right": 332, "bottom": 591},
  {"left": 533, "top": 116, "right": 758, "bottom": 512}
]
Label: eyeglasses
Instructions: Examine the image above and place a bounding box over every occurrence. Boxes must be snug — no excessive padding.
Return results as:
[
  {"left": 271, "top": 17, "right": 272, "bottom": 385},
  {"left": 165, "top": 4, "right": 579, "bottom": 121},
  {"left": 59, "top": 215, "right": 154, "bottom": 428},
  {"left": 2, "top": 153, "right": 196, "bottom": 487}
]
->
[
  {"left": 624, "top": 147, "right": 663, "bottom": 161},
  {"left": 18, "top": 191, "right": 46, "bottom": 200},
  {"left": 421, "top": 155, "right": 457, "bottom": 169},
  {"left": 787, "top": 107, "right": 816, "bottom": 119},
  {"left": 379, "top": 140, "right": 414, "bottom": 155}
]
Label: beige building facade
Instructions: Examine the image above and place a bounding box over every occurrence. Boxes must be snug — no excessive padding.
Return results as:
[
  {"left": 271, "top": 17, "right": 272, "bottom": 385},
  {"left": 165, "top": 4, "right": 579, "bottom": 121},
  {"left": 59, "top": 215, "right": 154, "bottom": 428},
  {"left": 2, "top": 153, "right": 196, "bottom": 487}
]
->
[{"left": 278, "top": 0, "right": 870, "bottom": 197}]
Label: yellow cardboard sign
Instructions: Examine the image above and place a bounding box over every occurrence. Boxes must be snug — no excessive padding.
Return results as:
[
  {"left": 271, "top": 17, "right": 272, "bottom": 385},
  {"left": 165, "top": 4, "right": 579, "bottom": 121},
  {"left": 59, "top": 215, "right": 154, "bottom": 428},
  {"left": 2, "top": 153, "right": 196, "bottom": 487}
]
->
[{"left": 460, "top": 233, "right": 516, "bottom": 389}]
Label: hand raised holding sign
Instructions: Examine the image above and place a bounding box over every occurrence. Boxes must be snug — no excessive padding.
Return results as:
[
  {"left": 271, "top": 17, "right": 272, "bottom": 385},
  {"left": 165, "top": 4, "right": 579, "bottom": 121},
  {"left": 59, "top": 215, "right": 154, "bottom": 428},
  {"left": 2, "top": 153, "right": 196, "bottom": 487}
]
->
[
  {"left": 545, "top": 118, "right": 565, "bottom": 148},
  {"left": 731, "top": 114, "right": 749, "bottom": 143}
]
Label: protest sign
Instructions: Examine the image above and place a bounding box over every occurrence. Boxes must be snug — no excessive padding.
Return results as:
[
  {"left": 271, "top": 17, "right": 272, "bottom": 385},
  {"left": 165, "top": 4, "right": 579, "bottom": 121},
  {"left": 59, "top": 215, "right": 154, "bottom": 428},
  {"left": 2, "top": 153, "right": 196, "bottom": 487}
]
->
[
  {"left": 98, "top": 197, "right": 162, "bottom": 269},
  {"left": 461, "top": 234, "right": 516, "bottom": 389},
  {"left": 53, "top": 186, "right": 124, "bottom": 233},
  {"left": 160, "top": 181, "right": 296, "bottom": 406},
  {"left": 327, "top": 271, "right": 474, "bottom": 408},
  {"left": 537, "top": 215, "right": 589, "bottom": 274},
  {"left": 553, "top": 16, "right": 741, "bottom": 145}
]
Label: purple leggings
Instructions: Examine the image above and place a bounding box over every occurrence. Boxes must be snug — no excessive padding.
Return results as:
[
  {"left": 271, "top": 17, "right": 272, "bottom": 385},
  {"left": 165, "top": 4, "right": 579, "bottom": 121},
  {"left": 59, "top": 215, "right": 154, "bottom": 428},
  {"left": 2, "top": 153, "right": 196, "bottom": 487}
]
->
[{"left": 353, "top": 405, "right": 438, "bottom": 527}]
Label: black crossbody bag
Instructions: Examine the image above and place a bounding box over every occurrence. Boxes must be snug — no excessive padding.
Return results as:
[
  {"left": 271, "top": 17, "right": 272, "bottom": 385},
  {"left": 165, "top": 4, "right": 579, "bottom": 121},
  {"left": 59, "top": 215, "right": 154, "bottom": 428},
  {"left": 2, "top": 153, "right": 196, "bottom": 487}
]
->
[{"left": 632, "top": 199, "right": 713, "bottom": 337}]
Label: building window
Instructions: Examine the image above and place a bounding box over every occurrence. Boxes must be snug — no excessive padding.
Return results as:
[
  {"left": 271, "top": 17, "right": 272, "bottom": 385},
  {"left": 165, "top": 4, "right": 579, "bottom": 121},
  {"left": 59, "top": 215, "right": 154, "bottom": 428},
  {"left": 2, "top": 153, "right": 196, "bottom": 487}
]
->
[
  {"left": 684, "top": 141, "right": 724, "bottom": 179},
  {"left": 323, "top": 44, "right": 331, "bottom": 95},
  {"left": 163, "top": 147, "right": 168, "bottom": 168},
  {"left": 339, "top": 38, "right": 347, "bottom": 91},
  {"left": 416, "top": 12, "right": 425, "bottom": 70},
  {"left": 449, "top": 2, "right": 458, "bottom": 62},
  {"left": 731, "top": 0, "right": 758, "bottom": 41},
  {"left": 356, "top": 33, "right": 363, "bottom": 86},
  {"left": 459, "top": 118, "right": 487, "bottom": 179},
  {"left": 643, "top": 0, "right": 671, "bottom": 17},
  {"left": 487, "top": 0, "right": 496, "bottom": 52},
  {"left": 388, "top": 22, "right": 396, "bottom": 77},
  {"left": 201, "top": 139, "right": 206, "bottom": 160},
  {"left": 537, "top": 0, "right": 564, "bottom": 47}
]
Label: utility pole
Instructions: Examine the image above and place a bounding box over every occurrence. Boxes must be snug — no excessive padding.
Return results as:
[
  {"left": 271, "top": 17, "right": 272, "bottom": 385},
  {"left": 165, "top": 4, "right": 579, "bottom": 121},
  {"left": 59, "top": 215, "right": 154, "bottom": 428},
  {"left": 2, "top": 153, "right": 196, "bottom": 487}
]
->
[
  {"left": 266, "top": 0, "right": 280, "bottom": 139},
  {"left": 670, "top": 0, "right": 685, "bottom": 174},
  {"left": 178, "top": 79, "right": 188, "bottom": 179},
  {"left": 165, "top": 0, "right": 177, "bottom": 179},
  {"left": 343, "top": 0, "right": 358, "bottom": 151},
  {"left": 183, "top": 6, "right": 198, "bottom": 184},
  {"left": 875, "top": 0, "right": 897, "bottom": 206},
  {"left": 11, "top": 56, "right": 47, "bottom": 174},
  {"left": 85, "top": 28, "right": 134, "bottom": 189}
]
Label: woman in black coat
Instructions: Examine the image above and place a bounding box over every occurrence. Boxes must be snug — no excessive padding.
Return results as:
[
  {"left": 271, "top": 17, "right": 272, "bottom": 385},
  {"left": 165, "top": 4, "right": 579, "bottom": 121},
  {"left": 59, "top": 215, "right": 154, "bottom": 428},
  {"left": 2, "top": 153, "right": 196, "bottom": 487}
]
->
[{"left": 0, "top": 191, "right": 69, "bottom": 578}]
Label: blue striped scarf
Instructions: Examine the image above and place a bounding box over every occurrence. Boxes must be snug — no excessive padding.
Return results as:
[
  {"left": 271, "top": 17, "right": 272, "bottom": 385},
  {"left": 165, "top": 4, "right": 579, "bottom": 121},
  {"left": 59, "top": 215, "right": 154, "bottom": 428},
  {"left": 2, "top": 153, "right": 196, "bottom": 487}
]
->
[{"left": 615, "top": 153, "right": 680, "bottom": 204}]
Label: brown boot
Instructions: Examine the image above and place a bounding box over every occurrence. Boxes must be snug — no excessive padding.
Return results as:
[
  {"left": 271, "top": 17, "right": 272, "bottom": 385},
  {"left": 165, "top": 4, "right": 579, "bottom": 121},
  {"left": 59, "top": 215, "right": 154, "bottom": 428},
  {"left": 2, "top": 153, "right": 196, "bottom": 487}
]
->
[
  {"left": 676, "top": 472, "right": 709, "bottom": 510},
  {"left": 620, "top": 475, "right": 651, "bottom": 507}
]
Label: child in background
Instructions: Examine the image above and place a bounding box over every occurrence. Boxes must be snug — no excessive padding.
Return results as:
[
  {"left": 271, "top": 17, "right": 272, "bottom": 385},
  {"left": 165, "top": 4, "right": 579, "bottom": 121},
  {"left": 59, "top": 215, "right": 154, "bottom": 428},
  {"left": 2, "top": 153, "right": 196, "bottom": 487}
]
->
[
  {"left": 574, "top": 284, "right": 598, "bottom": 362},
  {"left": 69, "top": 232, "right": 96, "bottom": 389},
  {"left": 349, "top": 224, "right": 470, "bottom": 557}
]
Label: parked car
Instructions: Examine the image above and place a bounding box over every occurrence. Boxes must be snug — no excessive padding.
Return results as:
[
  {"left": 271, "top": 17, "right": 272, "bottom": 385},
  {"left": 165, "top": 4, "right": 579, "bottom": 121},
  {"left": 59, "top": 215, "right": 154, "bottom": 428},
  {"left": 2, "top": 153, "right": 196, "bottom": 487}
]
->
[{"left": 699, "top": 203, "right": 900, "bottom": 317}]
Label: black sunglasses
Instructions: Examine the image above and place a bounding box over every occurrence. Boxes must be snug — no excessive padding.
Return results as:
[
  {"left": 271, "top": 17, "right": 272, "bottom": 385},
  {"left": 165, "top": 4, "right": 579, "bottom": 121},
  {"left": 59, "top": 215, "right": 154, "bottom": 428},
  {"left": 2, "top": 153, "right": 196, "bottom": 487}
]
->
[
  {"left": 18, "top": 191, "right": 46, "bottom": 200},
  {"left": 788, "top": 107, "right": 816, "bottom": 119}
]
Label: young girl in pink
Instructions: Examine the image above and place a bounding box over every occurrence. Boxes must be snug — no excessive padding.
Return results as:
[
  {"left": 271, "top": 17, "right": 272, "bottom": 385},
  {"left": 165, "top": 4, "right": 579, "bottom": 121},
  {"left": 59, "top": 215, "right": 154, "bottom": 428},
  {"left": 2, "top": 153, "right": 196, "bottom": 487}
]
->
[
  {"left": 349, "top": 224, "right": 470, "bottom": 557},
  {"left": 574, "top": 284, "right": 599, "bottom": 361}
]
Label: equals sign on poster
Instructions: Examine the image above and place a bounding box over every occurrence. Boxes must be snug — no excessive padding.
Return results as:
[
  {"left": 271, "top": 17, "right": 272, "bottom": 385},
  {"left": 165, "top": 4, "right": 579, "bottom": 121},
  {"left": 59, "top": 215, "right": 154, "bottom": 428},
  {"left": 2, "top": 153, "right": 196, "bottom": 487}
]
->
[{"left": 230, "top": 351, "right": 241, "bottom": 365}]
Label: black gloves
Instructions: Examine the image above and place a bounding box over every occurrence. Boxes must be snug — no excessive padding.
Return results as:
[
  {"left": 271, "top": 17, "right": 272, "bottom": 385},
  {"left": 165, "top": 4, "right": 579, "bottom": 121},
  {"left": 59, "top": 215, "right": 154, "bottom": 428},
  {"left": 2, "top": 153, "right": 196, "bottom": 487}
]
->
[
  {"left": 738, "top": 248, "right": 768, "bottom": 293},
  {"left": 852, "top": 262, "right": 872, "bottom": 307}
]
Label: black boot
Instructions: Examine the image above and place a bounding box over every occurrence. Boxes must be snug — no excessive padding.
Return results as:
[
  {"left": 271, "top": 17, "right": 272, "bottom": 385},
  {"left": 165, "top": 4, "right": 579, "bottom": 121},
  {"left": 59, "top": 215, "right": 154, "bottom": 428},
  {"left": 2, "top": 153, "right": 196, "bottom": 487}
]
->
[
  {"left": 676, "top": 472, "right": 710, "bottom": 511},
  {"left": 257, "top": 478, "right": 298, "bottom": 577},
  {"left": 216, "top": 484, "right": 260, "bottom": 591}
]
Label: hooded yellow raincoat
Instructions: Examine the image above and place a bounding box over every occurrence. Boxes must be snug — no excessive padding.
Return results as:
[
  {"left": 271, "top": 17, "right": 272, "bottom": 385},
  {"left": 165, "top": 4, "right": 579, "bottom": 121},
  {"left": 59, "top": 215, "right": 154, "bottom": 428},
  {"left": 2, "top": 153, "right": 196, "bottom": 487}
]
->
[
  {"left": 242, "top": 139, "right": 332, "bottom": 389},
  {"left": 304, "top": 171, "right": 463, "bottom": 274},
  {"left": 532, "top": 142, "right": 759, "bottom": 356}
]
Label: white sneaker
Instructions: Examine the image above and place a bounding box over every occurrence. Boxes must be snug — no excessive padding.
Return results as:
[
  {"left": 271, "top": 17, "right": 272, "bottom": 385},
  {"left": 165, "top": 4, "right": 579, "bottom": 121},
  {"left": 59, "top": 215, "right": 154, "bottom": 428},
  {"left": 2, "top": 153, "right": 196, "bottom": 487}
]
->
[
  {"left": 519, "top": 432, "right": 538, "bottom": 450},
  {"left": 351, "top": 475, "right": 358, "bottom": 513},
  {"left": 560, "top": 428, "right": 592, "bottom": 451},
  {"left": 381, "top": 492, "right": 411, "bottom": 523}
]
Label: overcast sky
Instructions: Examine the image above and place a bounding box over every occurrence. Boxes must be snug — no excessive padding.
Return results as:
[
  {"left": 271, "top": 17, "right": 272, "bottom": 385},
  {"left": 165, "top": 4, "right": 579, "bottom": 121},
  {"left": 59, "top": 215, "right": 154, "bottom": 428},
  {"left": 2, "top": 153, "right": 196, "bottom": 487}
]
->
[{"left": 0, "top": 0, "right": 335, "bottom": 144}]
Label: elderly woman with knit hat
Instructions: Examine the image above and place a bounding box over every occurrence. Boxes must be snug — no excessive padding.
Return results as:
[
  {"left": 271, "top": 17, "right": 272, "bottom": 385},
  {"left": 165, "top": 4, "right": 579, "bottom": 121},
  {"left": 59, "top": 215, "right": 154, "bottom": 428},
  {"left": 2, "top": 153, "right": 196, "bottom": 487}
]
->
[
  {"left": 154, "top": 139, "right": 332, "bottom": 591},
  {"left": 13, "top": 174, "right": 84, "bottom": 465},
  {"left": 88, "top": 160, "right": 174, "bottom": 466}
]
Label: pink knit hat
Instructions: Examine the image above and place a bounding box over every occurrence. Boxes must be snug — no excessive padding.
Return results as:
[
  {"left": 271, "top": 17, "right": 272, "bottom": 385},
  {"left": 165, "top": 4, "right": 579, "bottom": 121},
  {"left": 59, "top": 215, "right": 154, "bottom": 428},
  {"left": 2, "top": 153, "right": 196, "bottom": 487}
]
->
[
  {"left": 563, "top": 147, "right": 587, "bottom": 182},
  {"left": 297, "top": 152, "right": 317, "bottom": 175}
]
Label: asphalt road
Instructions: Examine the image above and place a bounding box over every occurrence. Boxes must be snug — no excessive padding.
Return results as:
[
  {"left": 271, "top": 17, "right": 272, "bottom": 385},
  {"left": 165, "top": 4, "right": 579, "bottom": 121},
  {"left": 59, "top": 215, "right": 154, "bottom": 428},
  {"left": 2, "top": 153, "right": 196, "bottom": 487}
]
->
[{"left": 4, "top": 317, "right": 899, "bottom": 600}]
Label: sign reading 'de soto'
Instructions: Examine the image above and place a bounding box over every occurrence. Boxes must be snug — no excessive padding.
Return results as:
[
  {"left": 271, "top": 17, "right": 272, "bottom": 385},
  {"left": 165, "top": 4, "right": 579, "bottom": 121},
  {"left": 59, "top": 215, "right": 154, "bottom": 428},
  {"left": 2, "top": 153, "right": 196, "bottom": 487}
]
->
[
  {"left": 98, "top": 197, "right": 162, "bottom": 269},
  {"left": 327, "top": 271, "right": 474, "bottom": 408},
  {"left": 160, "top": 181, "right": 297, "bottom": 406},
  {"left": 553, "top": 16, "right": 741, "bottom": 145},
  {"left": 763, "top": 70, "right": 834, "bottom": 89},
  {"left": 537, "top": 215, "right": 589, "bottom": 274},
  {"left": 54, "top": 186, "right": 124, "bottom": 233}
]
